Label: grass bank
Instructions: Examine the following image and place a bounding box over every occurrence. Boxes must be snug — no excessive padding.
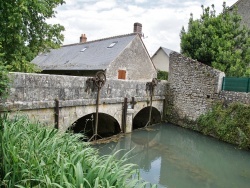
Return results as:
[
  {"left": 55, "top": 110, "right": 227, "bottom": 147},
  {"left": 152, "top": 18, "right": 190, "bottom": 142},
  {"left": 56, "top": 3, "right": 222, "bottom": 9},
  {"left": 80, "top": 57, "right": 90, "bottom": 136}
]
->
[
  {"left": 0, "top": 114, "right": 156, "bottom": 187},
  {"left": 197, "top": 102, "right": 250, "bottom": 149}
]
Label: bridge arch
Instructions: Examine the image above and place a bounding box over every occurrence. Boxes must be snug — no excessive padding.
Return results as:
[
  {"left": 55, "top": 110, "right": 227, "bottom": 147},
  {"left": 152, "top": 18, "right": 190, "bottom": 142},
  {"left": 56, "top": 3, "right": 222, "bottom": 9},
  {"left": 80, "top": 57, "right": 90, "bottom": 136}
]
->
[
  {"left": 68, "top": 112, "right": 121, "bottom": 140},
  {"left": 133, "top": 106, "right": 161, "bottom": 130}
]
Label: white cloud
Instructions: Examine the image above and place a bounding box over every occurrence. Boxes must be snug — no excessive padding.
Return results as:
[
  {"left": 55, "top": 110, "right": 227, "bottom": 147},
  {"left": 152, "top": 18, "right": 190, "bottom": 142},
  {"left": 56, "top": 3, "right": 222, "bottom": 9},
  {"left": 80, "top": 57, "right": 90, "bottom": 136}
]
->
[
  {"left": 135, "top": 0, "right": 147, "bottom": 3},
  {"left": 48, "top": 0, "right": 238, "bottom": 55},
  {"left": 87, "top": 0, "right": 117, "bottom": 11}
]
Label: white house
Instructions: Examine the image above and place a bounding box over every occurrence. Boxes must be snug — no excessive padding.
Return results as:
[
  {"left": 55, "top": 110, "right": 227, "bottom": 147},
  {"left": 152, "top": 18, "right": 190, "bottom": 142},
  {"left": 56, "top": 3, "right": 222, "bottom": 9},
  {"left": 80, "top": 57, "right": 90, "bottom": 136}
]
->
[{"left": 151, "top": 47, "right": 173, "bottom": 72}]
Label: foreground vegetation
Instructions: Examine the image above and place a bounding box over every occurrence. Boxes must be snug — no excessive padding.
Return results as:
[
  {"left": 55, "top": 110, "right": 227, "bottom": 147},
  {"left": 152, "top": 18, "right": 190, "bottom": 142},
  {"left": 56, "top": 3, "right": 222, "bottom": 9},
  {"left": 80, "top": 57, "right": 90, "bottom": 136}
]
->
[
  {"left": 0, "top": 115, "right": 156, "bottom": 187},
  {"left": 197, "top": 102, "right": 250, "bottom": 149}
]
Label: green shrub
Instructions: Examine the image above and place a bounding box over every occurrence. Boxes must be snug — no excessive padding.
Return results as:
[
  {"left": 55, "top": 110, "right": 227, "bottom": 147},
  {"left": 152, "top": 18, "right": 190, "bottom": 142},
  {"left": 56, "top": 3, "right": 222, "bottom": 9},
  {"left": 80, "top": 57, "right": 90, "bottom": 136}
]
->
[
  {"left": 0, "top": 62, "right": 9, "bottom": 99},
  {"left": 0, "top": 115, "right": 156, "bottom": 187},
  {"left": 0, "top": 44, "right": 9, "bottom": 98},
  {"left": 157, "top": 70, "right": 168, "bottom": 80},
  {"left": 197, "top": 102, "right": 250, "bottom": 149}
]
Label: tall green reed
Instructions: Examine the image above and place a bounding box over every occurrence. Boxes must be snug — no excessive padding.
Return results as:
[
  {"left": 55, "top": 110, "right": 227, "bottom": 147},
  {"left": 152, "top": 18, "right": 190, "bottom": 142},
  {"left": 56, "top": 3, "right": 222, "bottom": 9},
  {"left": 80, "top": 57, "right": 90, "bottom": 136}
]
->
[{"left": 0, "top": 114, "right": 156, "bottom": 187}]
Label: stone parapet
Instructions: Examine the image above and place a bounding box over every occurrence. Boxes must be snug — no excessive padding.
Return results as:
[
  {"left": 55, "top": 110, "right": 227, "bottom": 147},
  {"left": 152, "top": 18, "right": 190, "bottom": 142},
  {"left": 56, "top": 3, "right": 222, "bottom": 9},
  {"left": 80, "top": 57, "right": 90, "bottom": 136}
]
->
[
  {"left": 0, "top": 72, "right": 167, "bottom": 112},
  {"left": 1, "top": 95, "right": 165, "bottom": 112},
  {"left": 219, "top": 90, "right": 250, "bottom": 105}
]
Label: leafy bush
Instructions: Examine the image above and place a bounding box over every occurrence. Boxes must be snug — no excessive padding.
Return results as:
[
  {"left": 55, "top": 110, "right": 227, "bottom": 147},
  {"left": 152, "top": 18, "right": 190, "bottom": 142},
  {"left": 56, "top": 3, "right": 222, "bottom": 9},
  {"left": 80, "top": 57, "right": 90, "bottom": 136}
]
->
[
  {"left": 0, "top": 115, "right": 156, "bottom": 187},
  {"left": 197, "top": 102, "right": 250, "bottom": 149},
  {"left": 180, "top": 3, "right": 250, "bottom": 77},
  {"left": 0, "top": 63, "right": 9, "bottom": 98},
  {"left": 157, "top": 70, "right": 168, "bottom": 80}
]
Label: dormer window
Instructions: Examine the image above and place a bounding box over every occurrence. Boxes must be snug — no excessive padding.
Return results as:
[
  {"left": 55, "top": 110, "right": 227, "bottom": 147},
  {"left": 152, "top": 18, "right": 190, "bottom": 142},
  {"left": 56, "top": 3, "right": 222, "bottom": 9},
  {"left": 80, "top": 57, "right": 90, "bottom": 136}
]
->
[
  {"left": 80, "top": 47, "right": 88, "bottom": 52},
  {"left": 108, "top": 42, "right": 117, "bottom": 48}
]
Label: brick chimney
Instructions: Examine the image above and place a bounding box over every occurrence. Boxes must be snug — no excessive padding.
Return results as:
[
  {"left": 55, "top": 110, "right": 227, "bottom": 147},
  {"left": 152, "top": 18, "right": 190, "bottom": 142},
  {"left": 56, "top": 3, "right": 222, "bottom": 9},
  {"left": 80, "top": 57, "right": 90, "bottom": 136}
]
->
[
  {"left": 80, "top": 34, "right": 87, "bottom": 43},
  {"left": 133, "top": 22, "right": 142, "bottom": 37}
]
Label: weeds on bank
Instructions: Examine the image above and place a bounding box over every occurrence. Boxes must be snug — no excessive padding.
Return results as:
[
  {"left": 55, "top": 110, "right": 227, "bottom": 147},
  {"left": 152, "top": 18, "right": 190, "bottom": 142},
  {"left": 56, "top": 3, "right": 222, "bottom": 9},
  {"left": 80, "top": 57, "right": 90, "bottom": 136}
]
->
[
  {"left": 0, "top": 114, "right": 156, "bottom": 187},
  {"left": 197, "top": 102, "right": 250, "bottom": 149}
]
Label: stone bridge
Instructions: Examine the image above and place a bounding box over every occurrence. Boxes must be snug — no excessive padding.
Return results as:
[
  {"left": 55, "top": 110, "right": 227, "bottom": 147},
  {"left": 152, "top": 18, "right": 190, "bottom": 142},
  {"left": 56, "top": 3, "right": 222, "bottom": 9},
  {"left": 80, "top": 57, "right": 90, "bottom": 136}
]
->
[{"left": 0, "top": 72, "right": 167, "bottom": 138}]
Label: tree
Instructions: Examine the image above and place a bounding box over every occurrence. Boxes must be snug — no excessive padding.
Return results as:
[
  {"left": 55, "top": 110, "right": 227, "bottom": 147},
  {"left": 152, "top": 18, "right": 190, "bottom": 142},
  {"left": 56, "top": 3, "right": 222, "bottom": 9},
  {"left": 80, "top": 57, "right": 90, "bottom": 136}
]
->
[
  {"left": 180, "top": 3, "right": 250, "bottom": 77},
  {"left": 0, "top": 43, "right": 9, "bottom": 98},
  {"left": 0, "top": 0, "right": 65, "bottom": 72}
]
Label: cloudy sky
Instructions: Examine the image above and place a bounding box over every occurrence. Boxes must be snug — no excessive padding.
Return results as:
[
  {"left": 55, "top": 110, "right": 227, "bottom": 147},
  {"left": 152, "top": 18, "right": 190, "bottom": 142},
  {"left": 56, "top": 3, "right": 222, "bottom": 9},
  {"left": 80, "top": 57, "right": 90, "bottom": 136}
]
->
[{"left": 48, "top": 0, "right": 237, "bottom": 55}]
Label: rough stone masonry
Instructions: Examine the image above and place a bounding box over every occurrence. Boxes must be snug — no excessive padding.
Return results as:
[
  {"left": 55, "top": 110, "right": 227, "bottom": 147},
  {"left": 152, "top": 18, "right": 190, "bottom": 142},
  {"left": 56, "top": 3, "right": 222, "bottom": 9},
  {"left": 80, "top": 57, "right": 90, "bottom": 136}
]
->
[
  {"left": 166, "top": 52, "right": 225, "bottom": 126},
  {"left": 166, "top": 51, "right": 250, "bottom": 127}
]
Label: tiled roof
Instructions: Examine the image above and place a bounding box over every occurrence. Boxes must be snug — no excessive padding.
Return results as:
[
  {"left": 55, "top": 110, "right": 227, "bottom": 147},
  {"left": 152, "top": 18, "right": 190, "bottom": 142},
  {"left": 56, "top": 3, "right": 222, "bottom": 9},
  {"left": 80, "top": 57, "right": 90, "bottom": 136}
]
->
[{"left": 32, "top": 33, "right": 137, "bottom": 70}]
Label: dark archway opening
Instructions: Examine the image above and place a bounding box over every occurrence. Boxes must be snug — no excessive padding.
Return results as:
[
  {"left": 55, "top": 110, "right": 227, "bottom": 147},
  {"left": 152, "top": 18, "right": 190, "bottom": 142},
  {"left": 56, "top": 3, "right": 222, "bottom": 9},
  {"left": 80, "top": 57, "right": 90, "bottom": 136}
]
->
[
  {"left": 133, "top": 107, "right": 161, "bottom": 130},
  {"left": 68, "top": 113, "right": 121, "bottom": 140}
]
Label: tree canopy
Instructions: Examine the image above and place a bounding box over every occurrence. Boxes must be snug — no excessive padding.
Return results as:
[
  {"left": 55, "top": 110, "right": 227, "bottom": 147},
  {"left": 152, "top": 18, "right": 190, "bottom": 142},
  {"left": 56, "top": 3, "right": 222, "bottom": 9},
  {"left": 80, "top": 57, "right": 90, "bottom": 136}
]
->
[
  {"left": 0, "top": 0, "right": 65, "bottom": 72},
  {"left": 180, "top": 3, "right": 250, "bottom": 77},
  {"left": 0, "top": 44, "right": 9, "bottom": 97}
]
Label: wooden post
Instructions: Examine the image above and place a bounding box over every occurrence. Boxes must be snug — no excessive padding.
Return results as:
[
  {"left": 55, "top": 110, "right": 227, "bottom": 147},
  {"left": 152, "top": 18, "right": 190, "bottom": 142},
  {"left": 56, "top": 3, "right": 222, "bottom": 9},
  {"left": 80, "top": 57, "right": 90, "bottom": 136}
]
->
[
  {"left": 148, "top": 93, "right": 153, "bottom": 126},
  {"left": 95, "top": 87, "right": 100, "bottom": 138},
  {"left": 122, "top": 97, "right": 127, "bottom": 133},
  {"left": 131, "top": 97, "right": 135, "bottom": 109},
  {"left": 89, "top": 87, "right": 101, "bottom": 141},
  {"left": 54, "top": 99, "right": 59, "bottom": 129}
]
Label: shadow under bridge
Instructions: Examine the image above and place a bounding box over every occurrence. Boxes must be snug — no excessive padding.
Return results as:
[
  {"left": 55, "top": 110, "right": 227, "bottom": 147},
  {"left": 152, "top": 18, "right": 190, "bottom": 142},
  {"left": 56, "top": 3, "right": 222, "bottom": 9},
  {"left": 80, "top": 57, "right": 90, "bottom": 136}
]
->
[
  {"left": 68, "top": 113, "right": 121, "bottom": 140},
  {"left": 133, "top": 106, "right": 161, "bottom": 130}
]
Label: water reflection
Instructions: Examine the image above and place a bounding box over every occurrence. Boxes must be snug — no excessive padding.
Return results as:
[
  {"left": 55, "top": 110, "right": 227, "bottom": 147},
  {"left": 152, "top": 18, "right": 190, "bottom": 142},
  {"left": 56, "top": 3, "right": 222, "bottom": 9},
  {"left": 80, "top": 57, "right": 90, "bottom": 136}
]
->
[{"left": 95, "top": 123, "right": 250, "bottom": 188}]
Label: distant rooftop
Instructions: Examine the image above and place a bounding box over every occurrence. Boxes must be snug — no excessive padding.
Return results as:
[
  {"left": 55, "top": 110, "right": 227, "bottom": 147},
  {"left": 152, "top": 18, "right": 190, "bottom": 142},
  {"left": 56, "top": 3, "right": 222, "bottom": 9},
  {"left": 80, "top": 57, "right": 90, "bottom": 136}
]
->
[
  {"left": 161, "top": 47, "right": 173, "bottom": 56},
  {"left": 151, "top": 47, "right": 174, "bottom": 58}
]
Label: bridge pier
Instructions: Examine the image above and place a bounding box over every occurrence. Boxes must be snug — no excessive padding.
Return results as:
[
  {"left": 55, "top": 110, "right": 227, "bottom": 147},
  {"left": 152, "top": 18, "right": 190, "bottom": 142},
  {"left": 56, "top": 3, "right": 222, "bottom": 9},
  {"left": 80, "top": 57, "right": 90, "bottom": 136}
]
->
[{"left": 125, "top": 108, "right": 134, "bottom": 133}]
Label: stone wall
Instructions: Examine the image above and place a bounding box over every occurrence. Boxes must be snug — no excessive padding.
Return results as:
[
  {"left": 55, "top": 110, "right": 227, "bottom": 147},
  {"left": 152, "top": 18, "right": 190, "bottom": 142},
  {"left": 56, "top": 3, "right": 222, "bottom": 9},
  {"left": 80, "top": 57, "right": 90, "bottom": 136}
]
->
[
  {"left": 219, "top": 90, "right": 250, "bottom": 105},
  {"left": 0, "top": 72, "right": 166, "bottom": 111},
  {"left": 166, "top": 52, "right": 225, "bottom": 126},
  {"left": 231, "top": 0, "right": 250, "bottom": 29}
]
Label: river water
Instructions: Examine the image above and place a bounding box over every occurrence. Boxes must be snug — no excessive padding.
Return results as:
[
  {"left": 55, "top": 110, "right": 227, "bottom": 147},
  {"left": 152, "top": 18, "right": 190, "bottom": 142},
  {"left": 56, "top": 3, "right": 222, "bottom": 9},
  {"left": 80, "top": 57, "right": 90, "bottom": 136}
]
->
[{"left": 94, "top": 123, "right": 250, "bottom": 188}]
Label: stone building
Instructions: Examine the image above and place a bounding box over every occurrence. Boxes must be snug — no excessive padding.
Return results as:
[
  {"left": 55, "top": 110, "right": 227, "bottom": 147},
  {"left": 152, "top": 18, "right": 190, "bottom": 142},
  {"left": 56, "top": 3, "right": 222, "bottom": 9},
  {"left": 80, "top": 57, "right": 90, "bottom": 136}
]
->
[
  {"left": 229, "top": 0, "right": 250, "bottom": 28},
  {"left": 32, "top": 23, "right": 156, "bottom": 81}
]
